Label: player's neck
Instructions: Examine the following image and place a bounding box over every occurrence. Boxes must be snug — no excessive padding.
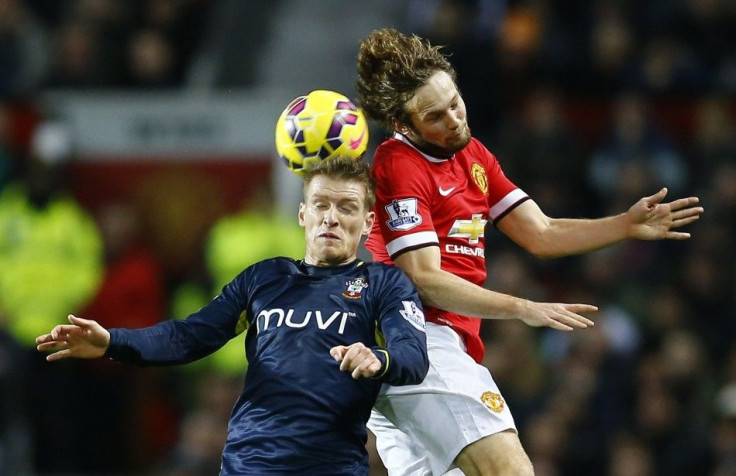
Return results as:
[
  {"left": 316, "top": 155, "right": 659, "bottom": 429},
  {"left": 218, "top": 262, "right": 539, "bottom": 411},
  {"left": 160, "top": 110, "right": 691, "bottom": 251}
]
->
[{"left": 397, "top": 133, "right": 454, "bottom": 160}]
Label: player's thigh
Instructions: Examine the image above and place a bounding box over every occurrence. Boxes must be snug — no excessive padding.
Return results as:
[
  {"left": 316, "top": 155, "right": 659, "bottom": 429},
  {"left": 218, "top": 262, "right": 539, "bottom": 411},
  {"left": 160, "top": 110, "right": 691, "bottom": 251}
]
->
[
  {"left": 372, "top": 323, "right": 518, "bottom": 474},
  {"left": 454, "top": 429, "right": 534, "bottom": 476}
]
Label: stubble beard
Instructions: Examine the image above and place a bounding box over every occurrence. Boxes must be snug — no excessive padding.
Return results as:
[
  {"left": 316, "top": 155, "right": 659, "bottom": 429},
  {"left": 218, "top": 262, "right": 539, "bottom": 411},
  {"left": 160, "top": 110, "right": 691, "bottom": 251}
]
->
[{"left": 411, "top": 123, "right": 472, "bottom": 158}]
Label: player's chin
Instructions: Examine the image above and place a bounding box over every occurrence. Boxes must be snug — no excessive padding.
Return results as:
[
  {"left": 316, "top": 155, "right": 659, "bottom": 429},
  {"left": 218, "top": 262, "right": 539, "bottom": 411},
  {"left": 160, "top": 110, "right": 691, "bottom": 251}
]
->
[
  {"left": 445, "top": 130, "right": 471, "bottom": 152},
  {"left": 317, "top": 246, "right": 349, "bottom": 262}
]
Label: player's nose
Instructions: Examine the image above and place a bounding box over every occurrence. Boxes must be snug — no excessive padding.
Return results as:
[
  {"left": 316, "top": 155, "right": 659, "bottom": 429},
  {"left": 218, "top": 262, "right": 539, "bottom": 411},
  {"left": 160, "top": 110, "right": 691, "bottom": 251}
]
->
[{"left": 322, "top": 206, "right": 338, "bottom": 225}]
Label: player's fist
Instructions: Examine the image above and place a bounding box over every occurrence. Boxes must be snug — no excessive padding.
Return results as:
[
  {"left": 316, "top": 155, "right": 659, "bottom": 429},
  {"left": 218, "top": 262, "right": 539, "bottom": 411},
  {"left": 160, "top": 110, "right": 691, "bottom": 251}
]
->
[{"left": 330, "top": 342, "right": 382, "bottom": 379}]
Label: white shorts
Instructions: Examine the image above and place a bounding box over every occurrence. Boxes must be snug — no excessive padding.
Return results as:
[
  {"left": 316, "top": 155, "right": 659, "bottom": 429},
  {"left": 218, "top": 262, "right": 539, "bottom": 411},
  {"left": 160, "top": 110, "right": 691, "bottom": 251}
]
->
[{"left": 368, "top": 322, "right": 516, "bottom": 475}]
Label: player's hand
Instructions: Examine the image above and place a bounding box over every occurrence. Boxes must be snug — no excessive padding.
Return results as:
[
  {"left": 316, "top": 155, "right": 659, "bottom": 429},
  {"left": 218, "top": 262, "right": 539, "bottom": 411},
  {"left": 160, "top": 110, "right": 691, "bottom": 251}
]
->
[
  {"left": 330, "top": 342, "right": 382, "bottom": 379},
  {"left": 35, "top": 314, "right": 110, "bottom": 361},
  {"left": 518, "top": 301, "right": 597, "bottom": 332},
  {"left": 626, "top": 188, "right": 704, "bottom": 240}
]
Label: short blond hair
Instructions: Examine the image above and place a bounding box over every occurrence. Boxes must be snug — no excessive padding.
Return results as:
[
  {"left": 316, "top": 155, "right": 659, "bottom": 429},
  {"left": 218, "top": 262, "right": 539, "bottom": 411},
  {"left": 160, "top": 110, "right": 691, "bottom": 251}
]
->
[{"left": 302, "top": 156, "right": 376, "bottom": 210}]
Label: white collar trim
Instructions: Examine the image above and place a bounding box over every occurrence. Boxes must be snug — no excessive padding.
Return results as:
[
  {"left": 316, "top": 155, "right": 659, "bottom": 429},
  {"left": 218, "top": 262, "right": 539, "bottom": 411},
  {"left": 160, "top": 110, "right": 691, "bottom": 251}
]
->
[{"left": 393, "top": 132, "right": 453, "bottom": 163}]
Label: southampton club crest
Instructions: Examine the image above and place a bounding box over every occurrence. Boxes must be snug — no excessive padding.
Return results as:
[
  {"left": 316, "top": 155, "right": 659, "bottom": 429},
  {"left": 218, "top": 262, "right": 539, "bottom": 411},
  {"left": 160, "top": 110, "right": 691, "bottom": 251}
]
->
[
  {"left": 342, "top": 277, "right": 369, "bottom": 299},
  {"left": 385, "top": 198, "right": 422, "bottom": 231}
]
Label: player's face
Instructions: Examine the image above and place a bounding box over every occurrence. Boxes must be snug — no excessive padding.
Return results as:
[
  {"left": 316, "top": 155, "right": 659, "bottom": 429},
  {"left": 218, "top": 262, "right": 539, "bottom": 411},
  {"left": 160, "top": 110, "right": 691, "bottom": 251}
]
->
[
  {"left": 400, "top": 70, "right": 471, "bottom": 156},
  {"left": 299, "top": 176, "right": 375, "bottom": 266}
]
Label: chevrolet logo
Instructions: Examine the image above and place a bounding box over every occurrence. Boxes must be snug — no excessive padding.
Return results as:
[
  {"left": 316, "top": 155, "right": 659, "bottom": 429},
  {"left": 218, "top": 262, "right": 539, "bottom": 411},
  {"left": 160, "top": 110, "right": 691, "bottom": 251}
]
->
[{"left": 448, "top": 214, "right": 487, "bottom": 244}]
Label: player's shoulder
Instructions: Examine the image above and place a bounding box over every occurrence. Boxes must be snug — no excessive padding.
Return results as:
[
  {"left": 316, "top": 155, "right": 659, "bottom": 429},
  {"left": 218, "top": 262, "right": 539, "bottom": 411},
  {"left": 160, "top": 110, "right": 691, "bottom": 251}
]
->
[
  {"left": 243, "top": 257, "right": 301, "bottom": 278},
  {"left": 461, "top": 136, "right": 495, "bottom": 158},
  {"left": 374, "top": 138, "right": 423, "bottom": 166}
]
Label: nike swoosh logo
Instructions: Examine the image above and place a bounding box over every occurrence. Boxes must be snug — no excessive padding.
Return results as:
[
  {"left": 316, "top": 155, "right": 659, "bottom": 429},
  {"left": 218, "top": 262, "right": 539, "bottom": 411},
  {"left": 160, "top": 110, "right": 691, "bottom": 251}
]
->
[
  {"left": 350, "top": 129, "right": 366, "bottom": 150},
  {"left": 439, "top": 186, "right": 456, "bottom": 196}
]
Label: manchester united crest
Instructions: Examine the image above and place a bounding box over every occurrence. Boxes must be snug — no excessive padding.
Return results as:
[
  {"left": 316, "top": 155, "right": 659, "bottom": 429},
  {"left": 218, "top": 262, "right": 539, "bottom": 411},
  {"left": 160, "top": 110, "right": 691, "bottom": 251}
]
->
[
  {"left": 480, "top": 391, "right": 505, "bottom": 413},
  {"left": 342, "top": 277, "right": 368, "bottom": 299},
  {"left": 471, "top": 163, "right": 488, "bottom": 195}
]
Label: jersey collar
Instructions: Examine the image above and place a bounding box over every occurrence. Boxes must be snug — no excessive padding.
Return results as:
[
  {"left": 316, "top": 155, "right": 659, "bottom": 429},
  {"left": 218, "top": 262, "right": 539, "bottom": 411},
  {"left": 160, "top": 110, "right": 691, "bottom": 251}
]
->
[
  {"left": 299, "top": 259, "right": 364, "bottom": 277},
  {"left": 394, "top": 133, "right": 454, "bottom": 163}
]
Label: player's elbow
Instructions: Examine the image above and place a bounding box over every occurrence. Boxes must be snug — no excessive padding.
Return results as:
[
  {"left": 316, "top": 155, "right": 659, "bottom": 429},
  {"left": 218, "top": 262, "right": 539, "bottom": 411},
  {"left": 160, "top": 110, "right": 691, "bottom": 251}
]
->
[
  {"left": 527, "top": 246, "right": 564, "bottom": 260},
  {"left": 406, "top": 352, "right": 429, "bottom": 385},
  {"left": 404, "top": 272, "right": 446, "bottom": 309}
]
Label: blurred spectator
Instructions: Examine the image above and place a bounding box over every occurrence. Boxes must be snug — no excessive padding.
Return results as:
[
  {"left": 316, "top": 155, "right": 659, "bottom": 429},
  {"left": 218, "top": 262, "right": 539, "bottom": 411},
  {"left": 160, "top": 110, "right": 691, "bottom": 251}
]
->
[
  {"left": 687, "top": 95, "right": 736, "bottom": 191},
  {"left": 587, "top": 91, "right": 689, "bottom": 210},
  {"left": 45, "top": 20, "right": 115, "bottom": 88},
  {"left": 0, "top": 0, "right": 48, "bottom": 99},
  {"left": 135, "top": 0, "right": 213, "bottom": 83},
  {"left": 0, "top": 120, "right": 103, "bottom": 346},
  {"left": 584, "top": 5, "right": 638, "bottom": 95},
  {"left": 125, "top": 28, "right": 178, "bottom": 88},
  {"left": 635, "top": 35, "right": 704, "bottom": 94},
  {"left": 607, "top": 431, "right": 655, "bottom": 476},
  {"left": 0, "top": 103, "right": 21, "bottom": 191}
]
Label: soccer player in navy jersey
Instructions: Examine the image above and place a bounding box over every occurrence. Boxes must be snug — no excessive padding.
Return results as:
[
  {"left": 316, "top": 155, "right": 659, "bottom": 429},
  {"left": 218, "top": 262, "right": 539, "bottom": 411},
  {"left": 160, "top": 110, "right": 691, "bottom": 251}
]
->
[
  {"left": 355, "top": 28, "right": 704, "bottom": 475},
  {"left": 35, "top": 156, "right": 429, "bottom": 476}
]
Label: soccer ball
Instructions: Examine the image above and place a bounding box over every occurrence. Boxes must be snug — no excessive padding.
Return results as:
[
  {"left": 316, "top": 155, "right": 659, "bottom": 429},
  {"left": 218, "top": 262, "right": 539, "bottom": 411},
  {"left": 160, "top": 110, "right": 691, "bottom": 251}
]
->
[{"left": 275, "top": 90, "right": 369, "bottom": 177}]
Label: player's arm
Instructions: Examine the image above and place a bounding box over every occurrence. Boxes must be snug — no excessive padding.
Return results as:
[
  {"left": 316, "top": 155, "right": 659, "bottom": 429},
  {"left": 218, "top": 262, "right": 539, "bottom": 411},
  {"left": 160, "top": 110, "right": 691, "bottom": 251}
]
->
[
  {"left": 497, "top": 189, "right": 703, "bottom": 259},
  {"left": 395, "top": 246, "right": 596, "bottom": 331},
  {"left": 37, "top": 274, "right": 249, "bottom": 365}
]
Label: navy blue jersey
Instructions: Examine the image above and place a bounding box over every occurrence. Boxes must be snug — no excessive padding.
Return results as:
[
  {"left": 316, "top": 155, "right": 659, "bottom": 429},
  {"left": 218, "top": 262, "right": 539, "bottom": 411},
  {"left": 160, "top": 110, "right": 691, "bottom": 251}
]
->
[{"left": 106, "top": 258, "right": 428, "bottom": 475}]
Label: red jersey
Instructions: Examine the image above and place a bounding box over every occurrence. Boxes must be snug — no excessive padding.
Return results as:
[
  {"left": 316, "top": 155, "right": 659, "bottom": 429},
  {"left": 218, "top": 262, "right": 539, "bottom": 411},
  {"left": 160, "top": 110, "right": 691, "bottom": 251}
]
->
[{"left": 365, "top": 134, "right": 529, "bottom": 363}]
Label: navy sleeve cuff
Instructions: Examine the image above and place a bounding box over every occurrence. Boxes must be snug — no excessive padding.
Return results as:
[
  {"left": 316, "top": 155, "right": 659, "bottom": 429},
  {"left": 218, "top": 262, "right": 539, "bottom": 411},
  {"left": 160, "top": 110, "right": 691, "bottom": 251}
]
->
[
  {"left": 103, "top": 329, "right": 142, "bottom": 364},
  {"left": 370, "top": 347, "right": 390, "bottom": 380}
]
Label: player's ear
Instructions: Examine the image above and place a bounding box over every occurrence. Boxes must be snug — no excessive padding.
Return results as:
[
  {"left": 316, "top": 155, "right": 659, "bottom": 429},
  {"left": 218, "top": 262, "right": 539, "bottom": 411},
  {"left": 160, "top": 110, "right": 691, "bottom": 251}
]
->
[
  {"left": 390, "top": 117, "right": 407, "bottom": 134},
  {"left": 363, "top": 211, "right": 375, "bottom": 236},
  {"left": 298, "top": 202, "right": 306, "bottom": 227}
]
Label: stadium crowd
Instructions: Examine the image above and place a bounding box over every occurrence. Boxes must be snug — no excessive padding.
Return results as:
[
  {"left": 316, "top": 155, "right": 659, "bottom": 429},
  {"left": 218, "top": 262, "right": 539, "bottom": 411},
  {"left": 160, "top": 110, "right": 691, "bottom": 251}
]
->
[{"left": 1, "top": 0, "right": 735, "bottom": 475}]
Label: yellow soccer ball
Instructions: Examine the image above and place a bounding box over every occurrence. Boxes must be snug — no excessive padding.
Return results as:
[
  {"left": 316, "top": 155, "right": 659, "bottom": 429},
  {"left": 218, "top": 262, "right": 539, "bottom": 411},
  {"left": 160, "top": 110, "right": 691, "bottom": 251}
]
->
[{"left": 275, "top": 90, "right": 369, "bottom": 177}]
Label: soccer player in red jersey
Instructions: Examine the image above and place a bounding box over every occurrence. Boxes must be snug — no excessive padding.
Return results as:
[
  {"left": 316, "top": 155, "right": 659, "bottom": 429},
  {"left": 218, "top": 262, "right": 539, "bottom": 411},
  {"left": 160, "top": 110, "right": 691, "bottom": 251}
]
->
[{"left": 356, "top": 28, "right": 704, "bottom": 476}]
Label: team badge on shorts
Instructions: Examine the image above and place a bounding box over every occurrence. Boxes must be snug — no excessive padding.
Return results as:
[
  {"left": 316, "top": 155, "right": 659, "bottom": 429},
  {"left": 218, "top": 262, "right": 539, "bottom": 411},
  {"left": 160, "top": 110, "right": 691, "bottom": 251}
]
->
[
  {"left": 385, "top": 198, "right": 422, "bottom": 231},
  {"left": 480, "top": 391, "right": 505, "bottom": 413},
  {"left": 342, "top": 277, "right": 368, "bottom": 299}
]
